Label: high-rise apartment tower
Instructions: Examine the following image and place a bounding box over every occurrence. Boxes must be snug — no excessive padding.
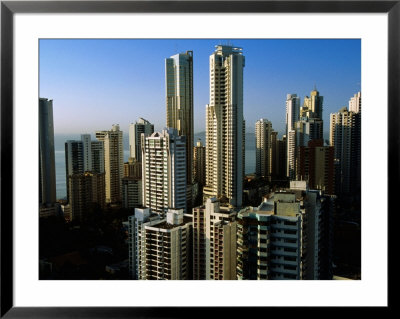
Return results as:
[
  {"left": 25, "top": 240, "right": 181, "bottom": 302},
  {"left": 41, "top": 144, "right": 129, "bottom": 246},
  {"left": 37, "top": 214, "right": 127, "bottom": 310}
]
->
[{"left": 204, "top": 45, "right": 245, "bottom": 208}]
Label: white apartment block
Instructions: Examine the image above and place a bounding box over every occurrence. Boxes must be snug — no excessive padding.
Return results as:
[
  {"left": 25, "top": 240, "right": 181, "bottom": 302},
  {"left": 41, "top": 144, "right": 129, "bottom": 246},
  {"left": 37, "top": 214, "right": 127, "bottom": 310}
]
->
[
  {"left": 204, "top": 45, "right": 245, "bottom": 208},
  {"left": 128, "top": 208, "right": 192, "bottom": 280},
  {"left": 286, "top": 94, "right": 300, "bottom": 134},
  {"left": 237, "top": 183, "right": 333, "bottom": 280},
  {"left": 349, "top": 91, "right": 361, "bottom": 114},
  {"left": 141, "top": 128, "right": 187, "bottom": 216},
  {"left": 287, "top": 130, "right": 296, "bottom": 179}
]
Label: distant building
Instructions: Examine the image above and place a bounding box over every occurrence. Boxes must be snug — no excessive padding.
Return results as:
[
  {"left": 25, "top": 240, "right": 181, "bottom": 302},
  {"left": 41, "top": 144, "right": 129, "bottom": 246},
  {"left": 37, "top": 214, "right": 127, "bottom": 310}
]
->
[
  {"left": 295, "top": 117, "right": 324, "bottom": 148},
  {"left": 204, "top": 45, "right": 245, "bottom": 208},
  {"left": 286, "top": 94, "right": 300, "bottom": 134},
  {"left": 122, "top": 177, "right": 142, "bottom": 210},
  {"left": 124, "top": 157, "right": 142, "bottom": 179},
  {"left": 277, "top": 135, "right": 287, "bottom": 179},
  {"left": 287, "top": 130, "right": 296, "bottom": 179},
  {"left": 129, "top": 118, "right": 154, "bottom": 163},
  {"left": 96, "top": 124, "right": 124, "bottom": 204},
  {"left": 297, "top": 139, "right": 335, "bottom": 195},
  {"left": 349, "top": 91, "right": 361, "bottom": 114},
  {"left": 329, "top": 103, "right": 361, "bottom": 195},
  {"left": 302, "top": 88, "right": 324, "bottom": 120},
  {"left": 255, "top": 118, "right": 273, "bottom": 178},
  {"left": 142, "top": 128, "right": 187, "bottom": 215},
  {"left": 68, "top": 171, "right": 106, "bottom": 221},
  {"left": 193, "top": 139, "right": 206, "bottom": 189},
  {"left": 192, "top": 197, "right": 237, "bottom": 280},
  {"left": 39, "top": 98, "right": 56, "bottom": 206},
  {"left": 65, "top": 134, "right": 104, "bottom": 203}
]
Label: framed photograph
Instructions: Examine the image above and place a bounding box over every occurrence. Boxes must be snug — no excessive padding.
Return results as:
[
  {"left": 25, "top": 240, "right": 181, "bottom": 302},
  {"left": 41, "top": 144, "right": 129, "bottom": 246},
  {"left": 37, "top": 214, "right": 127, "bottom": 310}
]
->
[{"left": 1, "top": 0, "right": 395, "bottom": 317}]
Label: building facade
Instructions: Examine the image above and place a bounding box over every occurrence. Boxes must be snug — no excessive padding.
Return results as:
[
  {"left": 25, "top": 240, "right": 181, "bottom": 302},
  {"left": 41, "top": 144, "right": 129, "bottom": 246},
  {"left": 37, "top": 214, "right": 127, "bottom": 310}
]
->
[
  {"left": 204, "top": 45, "right": 245, "bottom": 208},
  {"left": 285, "top": 94, "right": 300, "bottom": 179},
  {"left": 193, "top": 139, "right": 206, "bottom": 190},
  {"left": 65, "top": 134, "right": 105, "bottom": 203},
  {"left": 39, "top": 98, "right": 56, "bottom": 206},
  {"left": 329, "top": 104, "right": 361, "bottom": 195},
  {"left": 142, "top": 128, "right": 187, "bottom": 216},
  {"left": 255, "top": 118, "right": 273, "bottom": 178},
  {"left": 302, "top": 88, "right": 324, "bottom": 120},
  {"left": 122, "top": 177, "right": 142, "bottom": 210},
  {"left": 96, "top": 124, "right": 124, "bottom": 204},
  {"left": 192, "top": 197, "right": 237, "bottom": 280},
  {"left": 128, "top": 208, "right": 192, "bottom": 280},
  {"left": 237, "top": 182, "right": 333, "bottom": 280},
  {"left": 297, "top": 139, "right": 335, "bottom": 195},
  {"left": 129, "top": 118, "right": 154, "bottom": 163},
  {"left": 166, "top": 51, "right": 194, "bottom": 186},
  {"left": 68, "top": 171, "right": 106, "bottom": 221}
]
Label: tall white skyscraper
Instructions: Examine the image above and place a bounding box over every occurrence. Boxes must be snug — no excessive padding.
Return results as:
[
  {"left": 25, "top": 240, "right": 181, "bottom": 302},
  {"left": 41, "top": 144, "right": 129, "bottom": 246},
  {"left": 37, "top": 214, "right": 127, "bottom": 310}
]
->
[
  {"left": 165, "top": 51, "right": 194, "bottom": 185},
  {"left": 142, "top": 128, "right": 187, "bottom": 215},
  {"left": 255, "top": 118, "right": 273, "bottom": 177},
  {"left": 129, "top": 118, "right": 154, "bottom": 162},
  {"left": 286, "top": 94, "right": 300, "bottom": 134},
  {"left": 204, "top": 45, "right": 245, "bottom": 207},
  {"left": 39, "top": 98, "right": 56, "bottom": 205},
  {"left": 286, "top": 94, "right": 300, "bottom": 179},
  {"left": 96, "top": 124, "right": 124, "bottom": 204}
]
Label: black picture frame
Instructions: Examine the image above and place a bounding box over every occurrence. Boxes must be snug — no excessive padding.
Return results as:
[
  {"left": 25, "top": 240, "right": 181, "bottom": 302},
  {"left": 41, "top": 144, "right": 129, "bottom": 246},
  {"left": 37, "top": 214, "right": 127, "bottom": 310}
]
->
[{"left": 1, "top": 0, "right": 395, "bottom": 317}]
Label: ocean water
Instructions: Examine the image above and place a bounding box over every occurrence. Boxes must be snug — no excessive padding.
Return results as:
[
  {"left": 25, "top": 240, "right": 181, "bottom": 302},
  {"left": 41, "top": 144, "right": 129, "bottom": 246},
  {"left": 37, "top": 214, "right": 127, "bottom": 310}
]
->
[{"left": 55, "top": 133, "right": 256, "bottom": 200}]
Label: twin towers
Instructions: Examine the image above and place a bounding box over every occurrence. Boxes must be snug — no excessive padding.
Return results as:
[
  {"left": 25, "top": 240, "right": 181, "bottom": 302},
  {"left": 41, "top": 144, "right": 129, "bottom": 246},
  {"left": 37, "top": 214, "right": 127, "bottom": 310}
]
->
[{"left": 166, "top": 45, "right": 245, "bottom": 209}]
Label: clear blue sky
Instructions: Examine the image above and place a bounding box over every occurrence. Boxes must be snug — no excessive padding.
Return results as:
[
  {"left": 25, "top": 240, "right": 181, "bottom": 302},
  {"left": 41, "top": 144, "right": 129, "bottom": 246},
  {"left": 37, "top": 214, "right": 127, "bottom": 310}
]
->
[{"left": 39, "top": 39, "right": 361, "bottom": 139}]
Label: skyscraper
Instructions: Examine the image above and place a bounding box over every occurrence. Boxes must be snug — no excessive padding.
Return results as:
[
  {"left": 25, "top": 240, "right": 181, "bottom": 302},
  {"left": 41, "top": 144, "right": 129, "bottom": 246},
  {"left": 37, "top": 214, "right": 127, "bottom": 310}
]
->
[
  {"left": 68, "top": 171, "right": 105, "bottom": 221},
  {"left": 65, "top": 134, "right": 104, "bottom": 203},
  {"left": 255, "top": 118, "right": 273, "bottom": 178},
  {"left": 129, "top": 208, "right": 192, "bottom": 280},
  {"left": 329, "top": 102, "right": 361, "bottom": 195},
  {"left": 39, "top": 98, "right": 56, "bottom": 205},
  {"left": 295, "top": 117, "right": 324, "bottom": 148},
  {"left": 349, "top": 91, "right": 361, "bottom": 114},
  {"left": 192, "top": 197, "right": 237, "bottom": 280},
  {"left": 303, "top": 88, "right": 324, "bottom": 120},
  {"left": 204, "top": 45, "right": 245, "bottom": 207},
  {"left": 286, "top": 94, "right": 300, "bottom": 134},
  {"left": 129, "top": 118, "right": 154, "bottom": 163},
  {"left": 165, "top": 51, "right": 194, "bottom": 186},
  {"left": 96, "top": 124, "right": 124, "bottom": 204},
  {"left": 142, "top": 128, "right": 187, "bottom": 215},
  {"left": 193, "top": 139, "right": 206, "bottom": 189},
  {"left": 237, "top": 181, "right": 334, "bottom": 280},
  {"left": 297, "top": 139, "right": 335, "bottom": 195},
  {"left": 286, "top": 94, "right": 300, "bottom": 179}
]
